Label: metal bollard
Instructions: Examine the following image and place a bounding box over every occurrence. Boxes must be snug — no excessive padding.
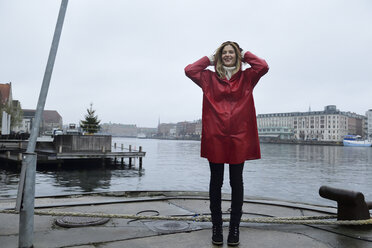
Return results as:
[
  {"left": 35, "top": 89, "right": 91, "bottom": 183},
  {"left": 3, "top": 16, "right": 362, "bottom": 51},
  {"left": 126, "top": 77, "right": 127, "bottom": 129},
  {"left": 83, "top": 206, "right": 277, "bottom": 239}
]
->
[{"left": 319, "top": 185, "right": 372, "bottom": 220}]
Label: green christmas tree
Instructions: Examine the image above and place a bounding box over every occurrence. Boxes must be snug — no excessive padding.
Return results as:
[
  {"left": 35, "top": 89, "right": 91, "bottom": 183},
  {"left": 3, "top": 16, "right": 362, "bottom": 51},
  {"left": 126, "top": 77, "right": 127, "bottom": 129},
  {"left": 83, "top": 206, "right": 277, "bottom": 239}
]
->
[{"left": 80, "top": 103, "right": 101, "bottom": 134}]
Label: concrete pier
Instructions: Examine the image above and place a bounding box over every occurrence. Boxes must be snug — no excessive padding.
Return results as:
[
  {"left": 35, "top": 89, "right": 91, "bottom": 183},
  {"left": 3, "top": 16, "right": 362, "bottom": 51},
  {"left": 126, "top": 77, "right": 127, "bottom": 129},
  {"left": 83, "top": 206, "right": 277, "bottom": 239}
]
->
[
  {"left": 0, "top": 135, "right": 145, "bottom": 168},
  {"left": 1, "top": 191, "right": 371, "bottom": 248}
]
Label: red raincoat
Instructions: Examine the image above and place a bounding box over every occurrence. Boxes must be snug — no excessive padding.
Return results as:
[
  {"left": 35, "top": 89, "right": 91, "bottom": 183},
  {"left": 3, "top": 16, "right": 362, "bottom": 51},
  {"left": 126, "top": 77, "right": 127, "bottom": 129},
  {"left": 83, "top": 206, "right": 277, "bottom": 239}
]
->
[{"left": 185, "top": 51, "right": 269, "bottom": 164}]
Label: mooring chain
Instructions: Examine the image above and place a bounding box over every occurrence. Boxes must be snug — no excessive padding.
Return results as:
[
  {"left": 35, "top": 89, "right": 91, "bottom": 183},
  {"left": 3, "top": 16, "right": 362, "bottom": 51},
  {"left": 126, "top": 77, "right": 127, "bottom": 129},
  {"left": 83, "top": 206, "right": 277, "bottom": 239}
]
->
[{"left": 1, "top": 209, "right": 372, "bottom": 225}]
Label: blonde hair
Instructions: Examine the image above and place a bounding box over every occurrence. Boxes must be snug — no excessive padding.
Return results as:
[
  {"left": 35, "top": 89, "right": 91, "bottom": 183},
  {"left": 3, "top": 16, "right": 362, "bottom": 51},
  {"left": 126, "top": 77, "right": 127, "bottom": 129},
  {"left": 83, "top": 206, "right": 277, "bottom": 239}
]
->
[{"left": 214, "top": 41, "right": 242, "bottom": 79}]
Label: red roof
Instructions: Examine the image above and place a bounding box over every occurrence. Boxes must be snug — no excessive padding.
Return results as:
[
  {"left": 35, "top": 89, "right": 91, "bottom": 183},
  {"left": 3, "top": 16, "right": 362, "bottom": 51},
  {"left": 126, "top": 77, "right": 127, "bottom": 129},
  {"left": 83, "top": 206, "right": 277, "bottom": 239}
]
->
[
  {"left": 23, "top": 109, "right": 62, "bottom": 123},
  {"left": 43, "top": 110, "right": 62, "bottom": 122},
  {"left": 0, "top": 83, "right": 11, "bottom": 105}
]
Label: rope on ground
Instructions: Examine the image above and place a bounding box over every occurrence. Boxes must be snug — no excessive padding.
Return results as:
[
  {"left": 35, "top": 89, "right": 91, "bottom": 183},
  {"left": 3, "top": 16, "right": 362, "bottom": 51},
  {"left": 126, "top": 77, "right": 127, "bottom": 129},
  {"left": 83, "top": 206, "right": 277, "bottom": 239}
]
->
[{"left": 1, "top": 209, "right": 372, "bottom": 225}]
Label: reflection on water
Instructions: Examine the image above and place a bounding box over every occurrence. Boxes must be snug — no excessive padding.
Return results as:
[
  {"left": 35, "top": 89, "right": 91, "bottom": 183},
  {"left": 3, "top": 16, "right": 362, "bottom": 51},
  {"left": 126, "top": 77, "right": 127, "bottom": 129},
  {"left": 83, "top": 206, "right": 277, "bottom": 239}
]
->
[
  {"left": 0, "top": 164, "right": 144, "bottom": 197},
  {"left": 36, "top": 167, "right": 144, "bottom": 196},
  {"left": 0, "top": 170, "right": 20, "bottom": 198},
  {"left": 50, "top": 169, "right": 112, "bottom": 192},
  {"left": 249, "top": 144, "right": 372, "bottom": 206},
  {"left": 1, "top": 137, "right": 371, "bottom": 206}
]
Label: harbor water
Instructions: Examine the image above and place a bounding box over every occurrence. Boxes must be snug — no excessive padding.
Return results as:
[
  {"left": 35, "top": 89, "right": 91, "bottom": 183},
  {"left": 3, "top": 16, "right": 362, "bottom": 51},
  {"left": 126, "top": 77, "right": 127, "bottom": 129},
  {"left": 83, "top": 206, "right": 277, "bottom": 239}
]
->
[{"left": 1, "top": 137, "right": 371, "bottom": 206}]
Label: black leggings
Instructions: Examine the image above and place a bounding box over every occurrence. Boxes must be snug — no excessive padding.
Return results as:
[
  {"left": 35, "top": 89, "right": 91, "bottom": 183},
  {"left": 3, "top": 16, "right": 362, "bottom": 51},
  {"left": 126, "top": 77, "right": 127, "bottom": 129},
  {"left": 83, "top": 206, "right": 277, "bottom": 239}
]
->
[{"left": 209, "top": 162, "right": 244, "bottom": 225}]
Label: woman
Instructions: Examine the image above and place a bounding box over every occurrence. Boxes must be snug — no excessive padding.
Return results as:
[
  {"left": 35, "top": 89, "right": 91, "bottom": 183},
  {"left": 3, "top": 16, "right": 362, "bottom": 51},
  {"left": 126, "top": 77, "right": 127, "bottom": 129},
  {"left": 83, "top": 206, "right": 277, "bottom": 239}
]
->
[{"left": 184, "top": 41, "right": 269, "bottom": 246}]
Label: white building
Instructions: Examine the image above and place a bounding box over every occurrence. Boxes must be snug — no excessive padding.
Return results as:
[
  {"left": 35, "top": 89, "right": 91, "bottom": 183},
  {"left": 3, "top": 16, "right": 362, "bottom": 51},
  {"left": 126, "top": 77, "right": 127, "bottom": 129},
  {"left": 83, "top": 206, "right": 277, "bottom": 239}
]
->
[
  {"left": 257, "top": 105, "right": 365, "bottom": 142},
  {"left": 366, "top": 109, "right": 372, "bottom": 140}
]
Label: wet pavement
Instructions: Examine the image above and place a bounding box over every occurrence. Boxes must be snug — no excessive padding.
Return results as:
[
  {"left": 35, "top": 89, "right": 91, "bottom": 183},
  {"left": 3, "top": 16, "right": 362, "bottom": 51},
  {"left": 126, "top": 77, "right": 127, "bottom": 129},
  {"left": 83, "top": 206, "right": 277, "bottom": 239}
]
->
[{"left": 0, "top": 191, "right": 371, "bottom": 248}]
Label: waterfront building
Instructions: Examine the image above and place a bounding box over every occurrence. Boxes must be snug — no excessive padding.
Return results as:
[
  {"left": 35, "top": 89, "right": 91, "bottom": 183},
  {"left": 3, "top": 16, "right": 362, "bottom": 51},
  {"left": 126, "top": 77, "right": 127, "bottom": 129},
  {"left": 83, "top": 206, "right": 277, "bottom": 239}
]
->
[
  {"left": 157, "top": 123, "right": 177, "bottom": 137},
  {"left": 101, "top": 123, "right": 138, "bottom": 137},
  {"left": 98, "top": 123, "right": 158, "bottom": 138},
  {"left": 367, "top": 109, "right": 372, "bottom": 140},
  {"left": 137, "top": 127, "right": 157, "bottom": 137},
  {"left": 185, "top": 122, "right": 197, "bottom": 136},
  {"left": 157, "top": 120, "right": 201, "bottom": 138},
  {"left": 257, "top": 105, "right": 366, "bottom": 142},
  {"left": 0, "top": 82, "right": 23, "bottom": 133},
  {"left": 176, "top": 121, "right": 198, "bottom": 137},
  {"left": 22, "top": 109, "right": 63, "bottom": 135},
  {"left": 176, "top": 121, "right": 189, "bottom": 136},
  {"left": 195, "top": 119, "right": 202, "bottom": 138}
]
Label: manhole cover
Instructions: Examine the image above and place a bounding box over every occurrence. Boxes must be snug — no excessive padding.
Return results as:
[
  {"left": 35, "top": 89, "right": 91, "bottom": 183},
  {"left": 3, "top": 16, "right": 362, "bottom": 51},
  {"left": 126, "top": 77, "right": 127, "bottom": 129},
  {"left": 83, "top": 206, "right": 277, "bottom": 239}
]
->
[
  {"left": 155, "top": 221, "right": 189, "bottom": 231},
  {"left": 55, "top": 216, "right": 110, "bottom": 228},
  {"left": 144, "top": 220, "right": 190, "bottom": 233}
]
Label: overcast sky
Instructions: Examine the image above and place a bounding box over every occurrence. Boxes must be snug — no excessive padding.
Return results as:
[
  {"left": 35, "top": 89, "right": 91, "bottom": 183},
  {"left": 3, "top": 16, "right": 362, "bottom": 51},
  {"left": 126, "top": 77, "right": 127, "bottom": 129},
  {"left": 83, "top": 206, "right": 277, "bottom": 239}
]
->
[{"left": 1, "top": 0, "right": 371, "bottom": 127}]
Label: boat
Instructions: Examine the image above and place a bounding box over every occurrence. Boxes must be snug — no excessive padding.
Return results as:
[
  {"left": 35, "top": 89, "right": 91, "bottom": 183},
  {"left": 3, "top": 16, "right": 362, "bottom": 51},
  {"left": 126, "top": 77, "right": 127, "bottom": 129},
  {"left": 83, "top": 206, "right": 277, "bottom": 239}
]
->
[
  {"left": 343, "top": 135, "right": 372, "bottom": 147},
  {"left": 137, "top": 133, "right": 147, "bottom": 139}
]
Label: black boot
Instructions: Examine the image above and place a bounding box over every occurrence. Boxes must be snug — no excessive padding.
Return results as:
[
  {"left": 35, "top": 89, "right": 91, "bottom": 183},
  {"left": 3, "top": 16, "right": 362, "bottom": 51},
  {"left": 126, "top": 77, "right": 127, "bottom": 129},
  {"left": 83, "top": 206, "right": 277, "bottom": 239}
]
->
[
  {"left": 227, "top": 224, "right": 240, "bottom": 246},
  {"left": 210, "top": 210, "right": 223, "bottom": 245},
  {"left": 212, "top": 224, "right": 223, "bottom": 245}
]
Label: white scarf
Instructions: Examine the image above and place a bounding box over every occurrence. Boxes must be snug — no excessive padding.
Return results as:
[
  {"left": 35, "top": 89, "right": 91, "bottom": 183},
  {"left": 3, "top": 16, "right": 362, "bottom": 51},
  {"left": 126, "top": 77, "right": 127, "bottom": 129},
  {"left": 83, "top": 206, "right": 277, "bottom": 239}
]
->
[{"left": 223, "top": 66, "right": 236, "bottom": 80}]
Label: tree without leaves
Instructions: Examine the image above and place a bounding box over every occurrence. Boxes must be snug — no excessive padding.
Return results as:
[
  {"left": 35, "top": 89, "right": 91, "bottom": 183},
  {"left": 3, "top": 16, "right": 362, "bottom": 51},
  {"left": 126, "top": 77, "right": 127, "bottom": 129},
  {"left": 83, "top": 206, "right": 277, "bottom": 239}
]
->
[{"left": 80, "top": 103, "right": 101, "bottom": 134}]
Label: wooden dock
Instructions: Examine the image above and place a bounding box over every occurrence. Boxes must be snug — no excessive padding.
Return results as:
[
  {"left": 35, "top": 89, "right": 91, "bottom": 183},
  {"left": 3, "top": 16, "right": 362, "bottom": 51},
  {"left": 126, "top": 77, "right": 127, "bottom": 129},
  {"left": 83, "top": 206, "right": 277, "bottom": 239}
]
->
[{"left": 0, "top": 135, "right": 145, "bottom": 169}]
